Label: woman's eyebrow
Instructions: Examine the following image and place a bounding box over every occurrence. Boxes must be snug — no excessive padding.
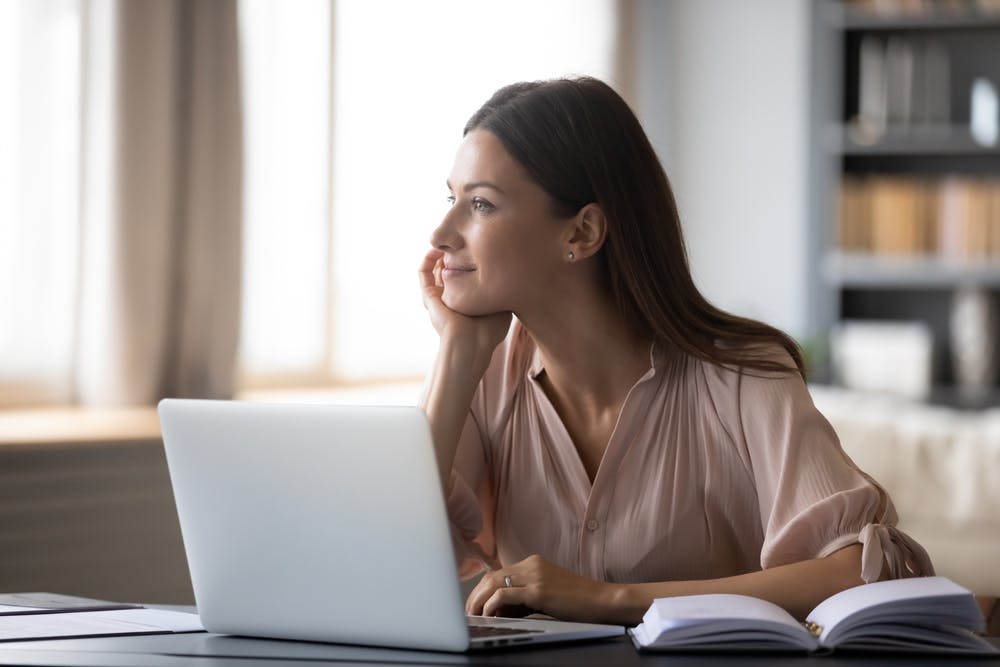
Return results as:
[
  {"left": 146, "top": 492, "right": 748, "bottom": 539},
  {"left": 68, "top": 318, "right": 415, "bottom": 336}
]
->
[{"left": 445, "top": 180, "right": 506, "bottom": 195}]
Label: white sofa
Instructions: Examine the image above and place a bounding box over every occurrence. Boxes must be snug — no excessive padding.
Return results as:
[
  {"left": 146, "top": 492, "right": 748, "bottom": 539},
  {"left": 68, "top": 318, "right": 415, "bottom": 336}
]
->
[{"left": 811, "top": 385, "right": 1000, "bottom": 598}]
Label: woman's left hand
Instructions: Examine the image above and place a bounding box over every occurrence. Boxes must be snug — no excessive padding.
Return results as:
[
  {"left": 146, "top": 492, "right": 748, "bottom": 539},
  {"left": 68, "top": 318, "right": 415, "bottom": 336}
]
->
[{"left": 465, "top": 554, "right": 620, "bottom": 623}]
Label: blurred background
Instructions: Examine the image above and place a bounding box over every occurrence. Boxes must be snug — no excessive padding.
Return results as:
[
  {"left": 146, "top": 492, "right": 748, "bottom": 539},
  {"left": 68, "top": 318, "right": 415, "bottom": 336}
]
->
[{"left": 0, "top": 0, "right": 998, "bottom": 607}]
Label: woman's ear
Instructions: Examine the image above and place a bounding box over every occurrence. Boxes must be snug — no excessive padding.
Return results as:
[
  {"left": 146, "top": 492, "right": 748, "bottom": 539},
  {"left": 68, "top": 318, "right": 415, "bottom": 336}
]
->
[{"left": 564, "top": 203, "right": 607, "bottom": 262}]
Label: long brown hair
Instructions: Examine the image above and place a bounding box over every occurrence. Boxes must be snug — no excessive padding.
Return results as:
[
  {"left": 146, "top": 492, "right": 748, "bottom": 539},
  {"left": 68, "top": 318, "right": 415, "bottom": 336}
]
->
[{"left": 465, "top": 77, "right": 805, "bottom": 379}]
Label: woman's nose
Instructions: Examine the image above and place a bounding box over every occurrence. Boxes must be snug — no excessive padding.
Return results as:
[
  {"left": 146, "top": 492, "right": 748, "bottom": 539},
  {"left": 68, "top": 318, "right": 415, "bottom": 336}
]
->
[{"left": 430, "top": 208, "right": 463, "bottom": 251}]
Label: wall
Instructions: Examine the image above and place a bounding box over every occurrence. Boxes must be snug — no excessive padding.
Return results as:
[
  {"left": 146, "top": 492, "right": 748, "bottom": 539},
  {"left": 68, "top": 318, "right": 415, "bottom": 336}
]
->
[
  {"left": 631, "top": 0, "right": 812, "bottom": 339},
  {"left": 0, "top": 438, "right": 194, "bottom": 605}
]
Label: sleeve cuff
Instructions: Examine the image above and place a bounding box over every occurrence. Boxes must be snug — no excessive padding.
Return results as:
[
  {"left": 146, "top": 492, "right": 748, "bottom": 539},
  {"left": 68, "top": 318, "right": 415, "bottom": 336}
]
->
[{"left": 857, "top": 523, "right": 936, "bottom": 583}]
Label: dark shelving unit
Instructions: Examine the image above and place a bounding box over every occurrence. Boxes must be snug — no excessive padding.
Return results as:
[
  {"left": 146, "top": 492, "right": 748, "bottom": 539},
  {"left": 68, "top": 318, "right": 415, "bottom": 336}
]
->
[
  {"left": 832, "top": 126, "right": 1000, "bottom": 156},
  {"left": 808, "top": 0, "right": 1000, "bottom": 409},
  {"left": 824, "top": 253, "right": 1000, "bottom": 289}
]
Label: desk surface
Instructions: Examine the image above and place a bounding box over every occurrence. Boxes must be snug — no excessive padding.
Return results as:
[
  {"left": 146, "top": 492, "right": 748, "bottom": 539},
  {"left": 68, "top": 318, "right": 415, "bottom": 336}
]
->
[{"left": 1, "top": 632, "right": 999, "bottom": 667}]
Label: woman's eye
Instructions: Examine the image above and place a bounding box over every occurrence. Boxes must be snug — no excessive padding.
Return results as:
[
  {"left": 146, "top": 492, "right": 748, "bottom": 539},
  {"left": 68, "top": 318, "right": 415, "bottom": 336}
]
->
[
  {"left": 472, "top": 198, "right": 494, "bottom": 213},
  {"left": 446, "top": 195, "right": 456, "bottom": 205}
]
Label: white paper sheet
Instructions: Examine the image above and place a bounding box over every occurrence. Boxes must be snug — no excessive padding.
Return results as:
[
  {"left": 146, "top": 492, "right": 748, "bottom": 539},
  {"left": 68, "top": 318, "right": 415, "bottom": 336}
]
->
[{"left": 0, "top": 608, "right": 204, "bottom": 641}]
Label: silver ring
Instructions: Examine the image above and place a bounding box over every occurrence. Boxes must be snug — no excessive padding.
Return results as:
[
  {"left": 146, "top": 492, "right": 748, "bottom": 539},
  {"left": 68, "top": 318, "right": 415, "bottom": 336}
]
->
[{"left": 503, "top": 575, "right": 513, "bottom": 588}]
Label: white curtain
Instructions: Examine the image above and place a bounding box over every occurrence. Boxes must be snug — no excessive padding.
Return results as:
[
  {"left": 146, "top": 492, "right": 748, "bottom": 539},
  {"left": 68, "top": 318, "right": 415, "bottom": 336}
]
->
[
  {"left": 3, "top": 0, "right": 634, "bottom": 406},
  {"left": 0, "top": 0, "right": 82, "bottom": 406},
  {"left": 75, "top": 0, "right": 243, "bottom": 405}
]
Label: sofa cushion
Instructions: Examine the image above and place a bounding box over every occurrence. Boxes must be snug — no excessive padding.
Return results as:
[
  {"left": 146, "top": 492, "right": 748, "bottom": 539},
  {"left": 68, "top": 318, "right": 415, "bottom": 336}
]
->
[{"left": 810, "top": 385, "right": 1000, "bottom": 596}]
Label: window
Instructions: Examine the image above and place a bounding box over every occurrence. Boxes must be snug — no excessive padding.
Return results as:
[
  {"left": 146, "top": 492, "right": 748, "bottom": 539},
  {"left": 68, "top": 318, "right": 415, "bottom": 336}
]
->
[
  {"left": 0, "top": 1, "right": 618, "bottom": 406},
  {"left": 0, "top": 0, "right": 82, "bottom": 406},
  {"left": 238, "top": 0, "right": 616, "bottom": 388},
  {"left": 238, "top": 0, "right": 333, "bottom": 382}
]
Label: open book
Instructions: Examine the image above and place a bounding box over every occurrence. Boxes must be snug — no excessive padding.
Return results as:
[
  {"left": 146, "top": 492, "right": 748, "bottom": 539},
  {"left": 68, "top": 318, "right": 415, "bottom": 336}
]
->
[{"left": 629, "top": 577, "right": 997, "bottom": 655}]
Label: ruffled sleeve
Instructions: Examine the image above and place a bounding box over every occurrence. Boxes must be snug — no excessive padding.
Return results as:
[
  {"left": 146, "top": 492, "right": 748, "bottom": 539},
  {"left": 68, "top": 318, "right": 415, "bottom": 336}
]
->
[
  {"left": 732, "top": 352, "right": 934, "bottom": 582},
  {"left": 439, "top": 323, "right": 531, "bottom": 579},
  {"left": 445, "top": 410, "right": 500, "bottom": 579}
]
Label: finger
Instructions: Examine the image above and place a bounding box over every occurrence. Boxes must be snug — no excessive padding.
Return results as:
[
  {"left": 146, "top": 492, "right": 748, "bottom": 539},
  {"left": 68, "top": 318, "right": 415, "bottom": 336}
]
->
[
  {"left": 418, "top": 249, "right": 444, "bottom": 290},
  {"left": 482, "top": 587, "right": 532, "bottom": 618},
  {"left": 466, "top": 557, "right": 537, "bottom": 615},
  {"left": 465, "top": 570, "right": 505, "bottom": 615},
  {"left": 465, "top": 586, "right": 492, "bottom": 616}
]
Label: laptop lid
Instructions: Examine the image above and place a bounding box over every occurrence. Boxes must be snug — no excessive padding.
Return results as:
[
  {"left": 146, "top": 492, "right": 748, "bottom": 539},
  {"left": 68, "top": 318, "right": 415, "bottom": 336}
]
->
[
  {"left": 159, "top": 399, "right": 622, "bottom": 652},
  {"left": 158, "top": 399, "right": 471, "bottom": 652}
]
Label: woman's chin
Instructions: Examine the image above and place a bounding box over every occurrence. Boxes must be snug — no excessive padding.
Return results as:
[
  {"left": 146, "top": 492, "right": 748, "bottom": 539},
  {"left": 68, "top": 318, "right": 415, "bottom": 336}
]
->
[{"left": 442, "top": 291, "right": 495, "bottom": 317}]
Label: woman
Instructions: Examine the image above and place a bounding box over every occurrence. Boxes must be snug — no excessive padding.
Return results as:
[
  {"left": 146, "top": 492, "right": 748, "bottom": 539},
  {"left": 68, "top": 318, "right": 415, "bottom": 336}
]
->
[{"left": 418, "top": 77, "right": 932, "bottom": 626}]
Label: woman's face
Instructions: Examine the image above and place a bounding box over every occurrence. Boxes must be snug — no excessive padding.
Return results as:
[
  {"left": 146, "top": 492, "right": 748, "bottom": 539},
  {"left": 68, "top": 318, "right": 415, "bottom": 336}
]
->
[{"left": 431, "top": 129, "right": 568, "bottom": 316}]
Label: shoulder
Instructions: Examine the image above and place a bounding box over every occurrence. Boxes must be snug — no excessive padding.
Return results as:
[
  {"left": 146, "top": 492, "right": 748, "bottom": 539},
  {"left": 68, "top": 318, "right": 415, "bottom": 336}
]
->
[
  {"left": 688, "top": 341, "right": 837, "bottom": 484},
  {"left": 694, "top": 340, "right": 811, "bottom": 437},
  {"left": 696, "top": 340, "right": 802, "bottom": 395}
]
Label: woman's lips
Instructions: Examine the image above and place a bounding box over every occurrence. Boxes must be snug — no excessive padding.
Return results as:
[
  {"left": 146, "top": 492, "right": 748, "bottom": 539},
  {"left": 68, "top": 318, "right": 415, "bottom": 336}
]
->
[{"left": 442, "top": 265, "right": 475, "bottom": 279}]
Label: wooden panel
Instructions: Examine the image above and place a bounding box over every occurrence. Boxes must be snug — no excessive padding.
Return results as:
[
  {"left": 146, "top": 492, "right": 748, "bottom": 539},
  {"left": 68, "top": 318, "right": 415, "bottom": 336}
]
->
[{"left": 0, "top": 439, "right": 194, "bottom": 604}]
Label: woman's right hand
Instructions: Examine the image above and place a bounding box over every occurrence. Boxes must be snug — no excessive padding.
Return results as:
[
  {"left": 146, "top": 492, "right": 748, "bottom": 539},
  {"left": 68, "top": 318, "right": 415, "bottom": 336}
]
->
[
  {"left": 419, "top": 249, "right": 512, "bottom": 360},
  {"left": 419, "top": 249, "right": 511, "bottom": 486}
]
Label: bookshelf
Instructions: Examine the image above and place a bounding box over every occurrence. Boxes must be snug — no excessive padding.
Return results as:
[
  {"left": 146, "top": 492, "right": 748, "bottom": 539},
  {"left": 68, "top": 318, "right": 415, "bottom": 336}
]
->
[
  {"left": 832, "top": 127, "right": 1000, "bottom": 155},
  {"left": 808, "top": 0, "right": 1000, "bottom": 408}
]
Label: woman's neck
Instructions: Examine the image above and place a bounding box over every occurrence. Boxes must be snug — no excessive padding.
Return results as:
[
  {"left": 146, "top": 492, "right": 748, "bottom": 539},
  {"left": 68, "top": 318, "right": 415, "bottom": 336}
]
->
[{"left": 517, "top": 289, "right": 653, "bottom": 415}]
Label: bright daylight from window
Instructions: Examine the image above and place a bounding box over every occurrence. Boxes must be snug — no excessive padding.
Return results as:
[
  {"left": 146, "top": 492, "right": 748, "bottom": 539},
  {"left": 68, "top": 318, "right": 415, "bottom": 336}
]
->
[
  {"left": 0, "top": 0, "right": 616, "bottom": 406},
  {"left": 0, "top": 0, "right": 81, "bottom": 405},
  {"left": 237, "top": 0, "right": 616, "bottom": 392}
]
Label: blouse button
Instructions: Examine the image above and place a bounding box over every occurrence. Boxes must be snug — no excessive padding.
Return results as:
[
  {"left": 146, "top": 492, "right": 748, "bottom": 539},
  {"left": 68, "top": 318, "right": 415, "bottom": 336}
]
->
[{"left": 585, "top": 519, "right": 599, "bottom": 531}]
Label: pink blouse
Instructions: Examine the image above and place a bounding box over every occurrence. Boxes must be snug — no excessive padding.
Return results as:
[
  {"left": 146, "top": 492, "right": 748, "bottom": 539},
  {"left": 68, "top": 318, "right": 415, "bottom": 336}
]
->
[{"left": 446, "top": 322, "right": 933, "bottom": 585}]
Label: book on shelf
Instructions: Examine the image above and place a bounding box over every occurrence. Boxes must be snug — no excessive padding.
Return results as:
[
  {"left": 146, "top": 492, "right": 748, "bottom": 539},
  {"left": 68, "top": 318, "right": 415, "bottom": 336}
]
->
[
  {"left": 937, "top": 177, "right": 996, "bottom": 261},
  {"left": 873, "top": 177, "right": 933, "bottom": 255},
  {"left": 845, "top": 0, "right": 1000, "bottom": 18},
  {"left": 838, "top": 176, "right": 1000, "bottom": 261},
  {"left": 629, "top": 576, "right": 997, "bottom": 655},
  {"left": 992, "top": 182, "right": 1000, "bottom": 256},
  {"left": 838, "top": 176, "right": 871, "bottom": 252},
  {"left": 850, "top": 33, "right": 950, "bottom": 144}
]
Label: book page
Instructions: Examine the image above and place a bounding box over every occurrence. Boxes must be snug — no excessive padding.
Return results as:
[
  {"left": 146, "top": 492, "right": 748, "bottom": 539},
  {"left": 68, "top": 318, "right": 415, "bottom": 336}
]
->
[
  {"left": 635, "top": 594, "right": 817, "bottom": 650},
  {"left": 834, "top": 623, "right": 997, "bottom": 654},
  {"left": 645, "top": 594, "right": 797, "bottom": 626},
  {"left": 806, "top": 577, "right": 978, "bottom": 645}
]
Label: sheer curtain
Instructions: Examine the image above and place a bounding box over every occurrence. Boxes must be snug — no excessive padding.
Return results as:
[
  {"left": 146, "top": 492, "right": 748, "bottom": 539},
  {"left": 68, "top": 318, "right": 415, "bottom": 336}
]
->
[
  {"left": 238, "top": 0, "right": 332, "bottom": 383},
  {"left": 2, "top": 0, "right": 623, "bottom": 407},
  {"left": 0, "top": 0, "right": 243, "bottom": 408},
  {"left": 0, "top": 0, "right": 82, "bottom": 406},
  {"left": 79, "top": 0, "right": 243, "bottom": 405}
]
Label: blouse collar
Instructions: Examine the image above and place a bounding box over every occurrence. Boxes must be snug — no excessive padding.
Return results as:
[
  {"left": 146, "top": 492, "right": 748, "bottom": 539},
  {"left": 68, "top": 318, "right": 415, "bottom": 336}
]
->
[{"left": 527, "top": 337, "right": 665, "bottom": 382}]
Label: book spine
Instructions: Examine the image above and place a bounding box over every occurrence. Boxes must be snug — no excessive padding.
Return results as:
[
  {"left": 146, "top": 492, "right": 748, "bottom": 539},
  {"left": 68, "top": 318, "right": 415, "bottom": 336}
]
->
[{"left": 838, "top": 176, "right": 1000, "bottom": 261}]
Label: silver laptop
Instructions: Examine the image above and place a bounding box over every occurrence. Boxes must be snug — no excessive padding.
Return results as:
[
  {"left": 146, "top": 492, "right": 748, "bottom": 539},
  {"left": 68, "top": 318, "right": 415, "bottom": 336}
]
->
[{"left": 157, "top": 399, "right": 623, "bottom": 652}]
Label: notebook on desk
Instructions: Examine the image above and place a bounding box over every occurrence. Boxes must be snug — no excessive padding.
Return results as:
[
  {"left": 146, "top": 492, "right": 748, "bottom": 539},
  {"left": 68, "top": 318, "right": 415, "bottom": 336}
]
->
[{"left": 157, "top": 399, "right": 622, "bottom": 652}]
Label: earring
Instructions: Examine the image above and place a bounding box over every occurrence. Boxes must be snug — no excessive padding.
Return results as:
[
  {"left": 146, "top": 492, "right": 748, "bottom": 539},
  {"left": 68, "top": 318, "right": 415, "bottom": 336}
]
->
[{"left": 567, "top": 251, "right": 575, "bottom": 261}]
